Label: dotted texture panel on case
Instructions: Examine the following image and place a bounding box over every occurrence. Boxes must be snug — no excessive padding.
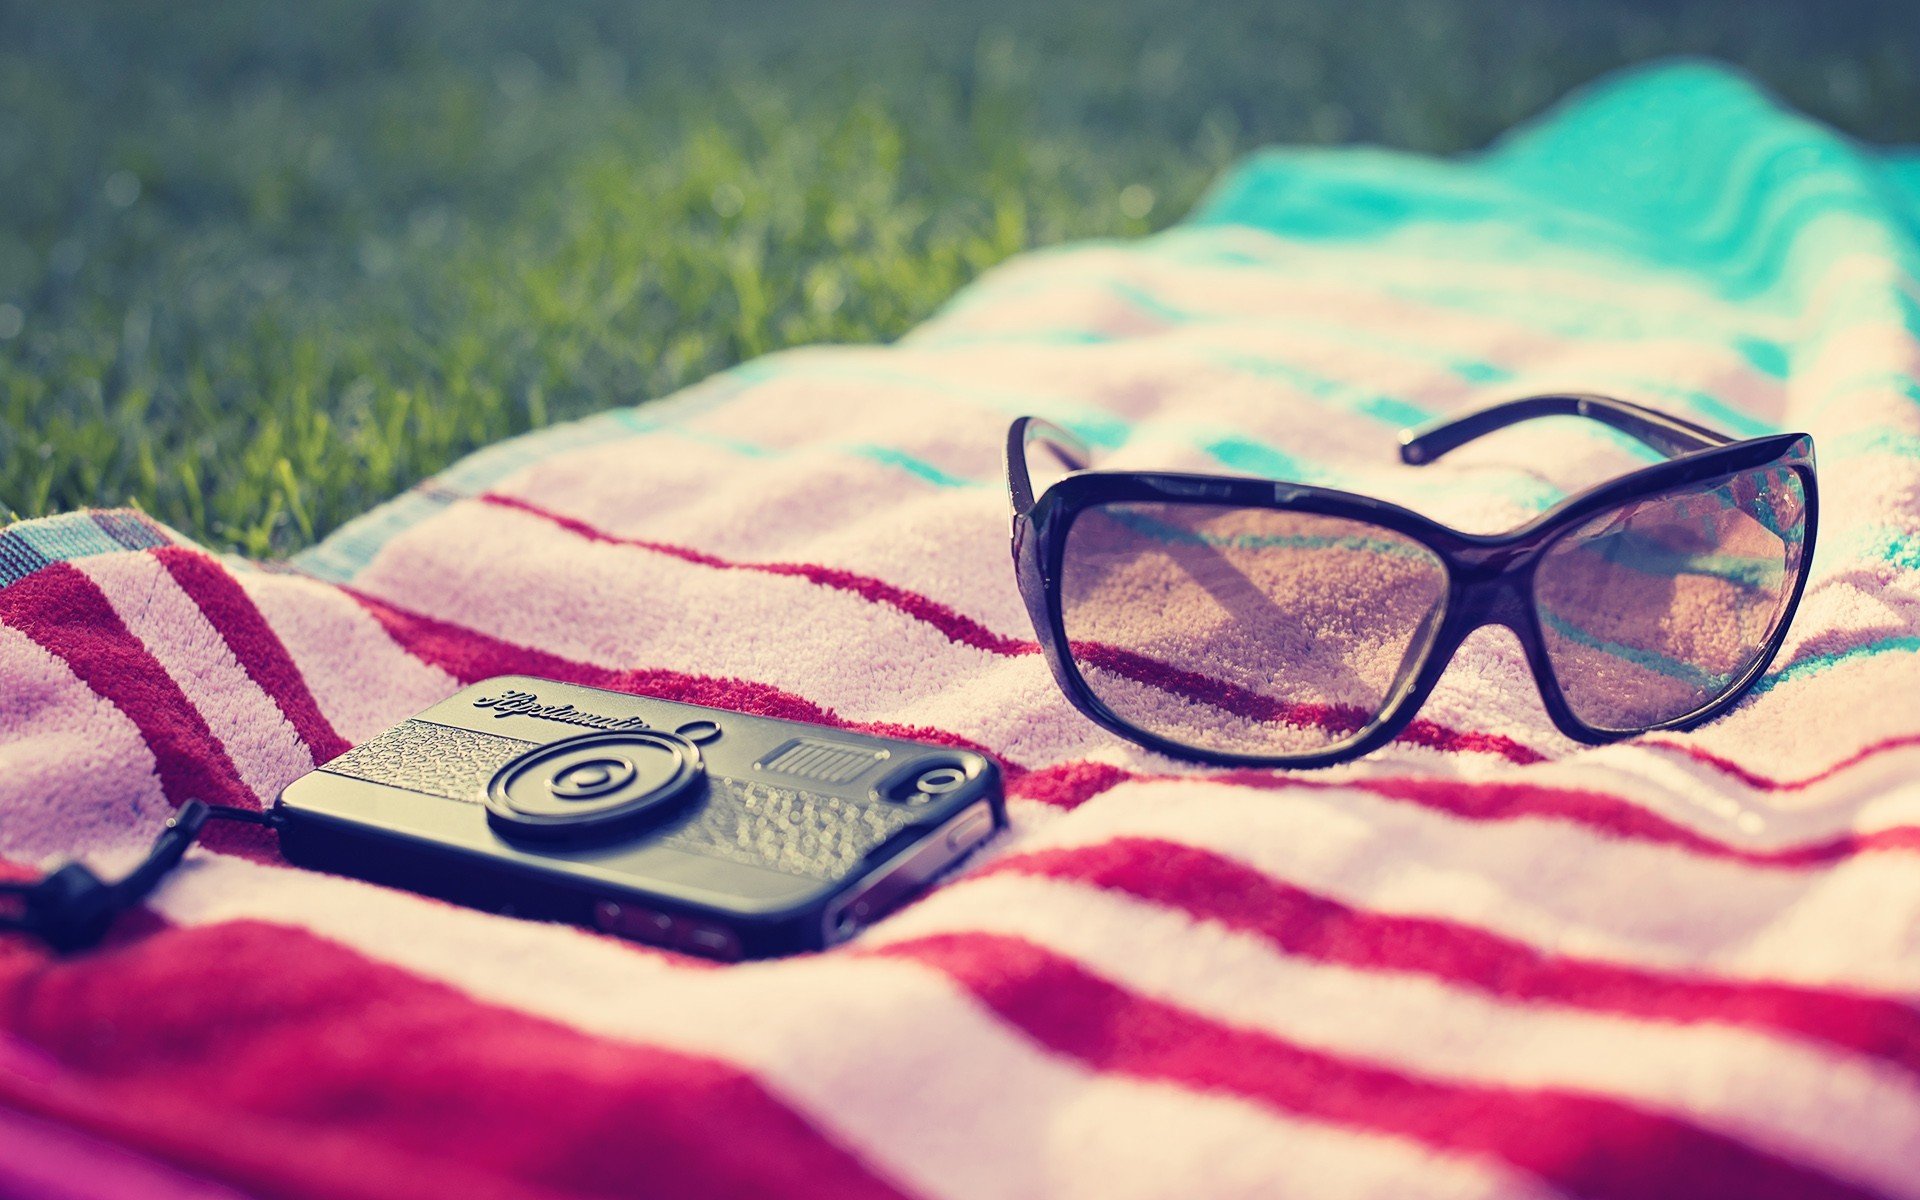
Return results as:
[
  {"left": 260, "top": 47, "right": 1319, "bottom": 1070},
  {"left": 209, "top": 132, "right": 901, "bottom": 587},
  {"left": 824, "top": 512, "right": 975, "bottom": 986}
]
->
[
  {"left": 323, "top": 719, "right": 536, "bottom": 803},
  {"left": 651, "top": 777, "right": 916, "bottom": 882}
]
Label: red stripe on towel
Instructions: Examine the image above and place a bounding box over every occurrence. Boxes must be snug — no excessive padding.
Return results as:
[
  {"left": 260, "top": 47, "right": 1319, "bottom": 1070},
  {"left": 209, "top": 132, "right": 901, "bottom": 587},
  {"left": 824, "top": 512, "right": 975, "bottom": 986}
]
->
[
  {"left": 1335, "top": 772, "right": 1920, "bottom": 866},
  {"left": 875, "top": 932, "right": 1873, "bottom": 1200},
  {"left": 0, "top": 919, "right": 912, "bottom": 1200},
  {"left": 482, "top": 491, "right": 1036, "bottom": 655},
  {"left": 0, "top": 1101, "right": 248, "bottom": 1200},
  {"left": 157, "top": 548, "right": 352, "bottom": 764},
  {"left": 1651, "top": 730, "right": 1920, "bottom": 794},
  {"left": 0, "top": 564, "right": 274, "bottom": 857},
  {"left": 342, "top": 584, "right": 1014, "bottom": 768},
  {"left": 993, "top": 836, "right": 1920, "bottom": 1080},
  {"left": 1006, "top": 760, "right": 1920, "bottom": 867}
]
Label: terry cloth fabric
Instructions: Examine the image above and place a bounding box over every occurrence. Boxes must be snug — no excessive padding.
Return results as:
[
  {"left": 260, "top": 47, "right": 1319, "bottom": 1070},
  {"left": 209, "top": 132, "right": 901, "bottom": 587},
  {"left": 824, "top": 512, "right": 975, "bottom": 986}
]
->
[{"left": 4, "top": 60, "right": 1920, "bottom": 1200}]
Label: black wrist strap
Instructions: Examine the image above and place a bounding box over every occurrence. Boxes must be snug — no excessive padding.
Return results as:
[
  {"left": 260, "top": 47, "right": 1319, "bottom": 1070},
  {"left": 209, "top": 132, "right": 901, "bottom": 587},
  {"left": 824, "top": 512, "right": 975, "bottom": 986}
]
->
[{"left": 0, "top": 801, "right": 276, "bottom": 951}]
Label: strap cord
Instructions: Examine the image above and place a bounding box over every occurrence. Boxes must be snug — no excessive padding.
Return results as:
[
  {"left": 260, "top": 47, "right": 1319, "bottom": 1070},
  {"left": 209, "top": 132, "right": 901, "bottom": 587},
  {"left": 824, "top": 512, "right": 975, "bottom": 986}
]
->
[{"left": 0, "top": 801, "right": 276, "bottom": 951}]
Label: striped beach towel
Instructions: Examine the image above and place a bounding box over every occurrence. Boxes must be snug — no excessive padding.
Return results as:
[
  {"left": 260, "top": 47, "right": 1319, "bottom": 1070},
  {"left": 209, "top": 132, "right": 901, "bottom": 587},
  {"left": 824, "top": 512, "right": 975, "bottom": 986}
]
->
[{"left": 4, "top": 60, "right": 1920, "bottom": 1199}]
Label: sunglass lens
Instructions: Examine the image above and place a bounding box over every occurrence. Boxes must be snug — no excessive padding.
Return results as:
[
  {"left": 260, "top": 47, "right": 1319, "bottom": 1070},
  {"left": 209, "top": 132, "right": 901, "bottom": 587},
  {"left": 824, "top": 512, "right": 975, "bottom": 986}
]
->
[
  {"left": 1057, "top": 503, "right": 1449, "bottom": 759},
  {"left": 1532, "top": 465, "right": 1808, "bottom": 731}
]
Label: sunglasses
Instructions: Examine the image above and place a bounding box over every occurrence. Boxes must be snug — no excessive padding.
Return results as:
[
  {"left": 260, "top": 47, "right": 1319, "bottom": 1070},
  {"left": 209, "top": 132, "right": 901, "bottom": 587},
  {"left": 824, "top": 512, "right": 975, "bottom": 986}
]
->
[{"left": 1005, "top": 394, "right": 1817, "bottom": 768}]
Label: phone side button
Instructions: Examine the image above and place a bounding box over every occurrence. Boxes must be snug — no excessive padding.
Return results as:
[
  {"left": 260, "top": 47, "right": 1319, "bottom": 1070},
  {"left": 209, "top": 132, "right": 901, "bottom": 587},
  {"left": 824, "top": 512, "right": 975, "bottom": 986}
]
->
[
  {"left": 946, "top": 807, "right": 996, "bottom": 852},
  {"left": 593, "top": 899, "right": 677, "bottom": 947},
  {"left": 679, "top": 922, "right": 744, "bottom": 961}
]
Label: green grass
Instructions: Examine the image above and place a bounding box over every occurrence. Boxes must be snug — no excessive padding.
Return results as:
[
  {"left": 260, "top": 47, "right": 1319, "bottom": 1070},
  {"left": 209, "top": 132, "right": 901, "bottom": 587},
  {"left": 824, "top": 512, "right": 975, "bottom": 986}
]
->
[{"left": 4, "top": 1, "right": 1917, "bottom": 555}]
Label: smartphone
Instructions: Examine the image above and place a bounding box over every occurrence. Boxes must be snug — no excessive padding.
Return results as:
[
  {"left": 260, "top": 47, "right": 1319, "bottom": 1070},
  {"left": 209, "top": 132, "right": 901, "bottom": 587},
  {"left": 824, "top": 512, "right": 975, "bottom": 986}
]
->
[{"left": 273, "top": 676, "right": 1004, "bottom": 959}]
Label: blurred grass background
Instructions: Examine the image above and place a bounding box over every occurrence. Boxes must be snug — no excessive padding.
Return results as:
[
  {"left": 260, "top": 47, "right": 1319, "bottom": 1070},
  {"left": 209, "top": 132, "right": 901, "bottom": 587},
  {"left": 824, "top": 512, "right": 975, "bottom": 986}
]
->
[{"left": 3, "top": 0, "right": 1917, "bottom": 555}]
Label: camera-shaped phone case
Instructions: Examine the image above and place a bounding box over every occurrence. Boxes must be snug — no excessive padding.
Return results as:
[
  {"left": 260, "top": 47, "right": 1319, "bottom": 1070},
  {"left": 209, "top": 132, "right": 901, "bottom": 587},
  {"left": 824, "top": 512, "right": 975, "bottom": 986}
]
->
[{"left": 274, "top": 676, "right": 1004, "bottom": 959}]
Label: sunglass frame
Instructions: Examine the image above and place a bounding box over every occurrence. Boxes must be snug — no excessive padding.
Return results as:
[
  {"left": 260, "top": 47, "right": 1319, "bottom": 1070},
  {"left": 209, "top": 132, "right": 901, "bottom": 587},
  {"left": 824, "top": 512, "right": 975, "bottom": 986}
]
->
[{"left": 1007, "top": 416, "right": 1817, "bottom": 768}]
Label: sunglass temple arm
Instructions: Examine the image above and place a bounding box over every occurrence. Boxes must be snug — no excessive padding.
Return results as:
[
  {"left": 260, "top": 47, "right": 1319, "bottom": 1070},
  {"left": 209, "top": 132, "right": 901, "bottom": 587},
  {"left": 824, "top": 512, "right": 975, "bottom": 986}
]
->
[
  {"left": 1397, "top": 393, "right": 1734, "bottom": 466},
  {"left": 1005, "top": 416, "right": 1093, "bottom": 521}
]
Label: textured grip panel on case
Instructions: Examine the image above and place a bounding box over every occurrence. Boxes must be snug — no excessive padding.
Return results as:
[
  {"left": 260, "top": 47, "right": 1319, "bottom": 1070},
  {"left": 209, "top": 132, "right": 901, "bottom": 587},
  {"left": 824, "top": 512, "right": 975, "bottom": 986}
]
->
[
  {"left": 324, "top": 719, "right": 536, "bottom": 803},
  {"left": 651, "top": 776, "right": 915, "bottom": 881}
]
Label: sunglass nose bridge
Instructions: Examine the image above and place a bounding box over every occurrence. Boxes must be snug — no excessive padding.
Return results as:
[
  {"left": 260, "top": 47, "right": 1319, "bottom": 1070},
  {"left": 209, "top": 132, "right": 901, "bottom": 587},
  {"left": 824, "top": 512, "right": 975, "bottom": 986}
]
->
[{"left": 1451, "top": 562, "right": 1538, "bottom": 636}]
